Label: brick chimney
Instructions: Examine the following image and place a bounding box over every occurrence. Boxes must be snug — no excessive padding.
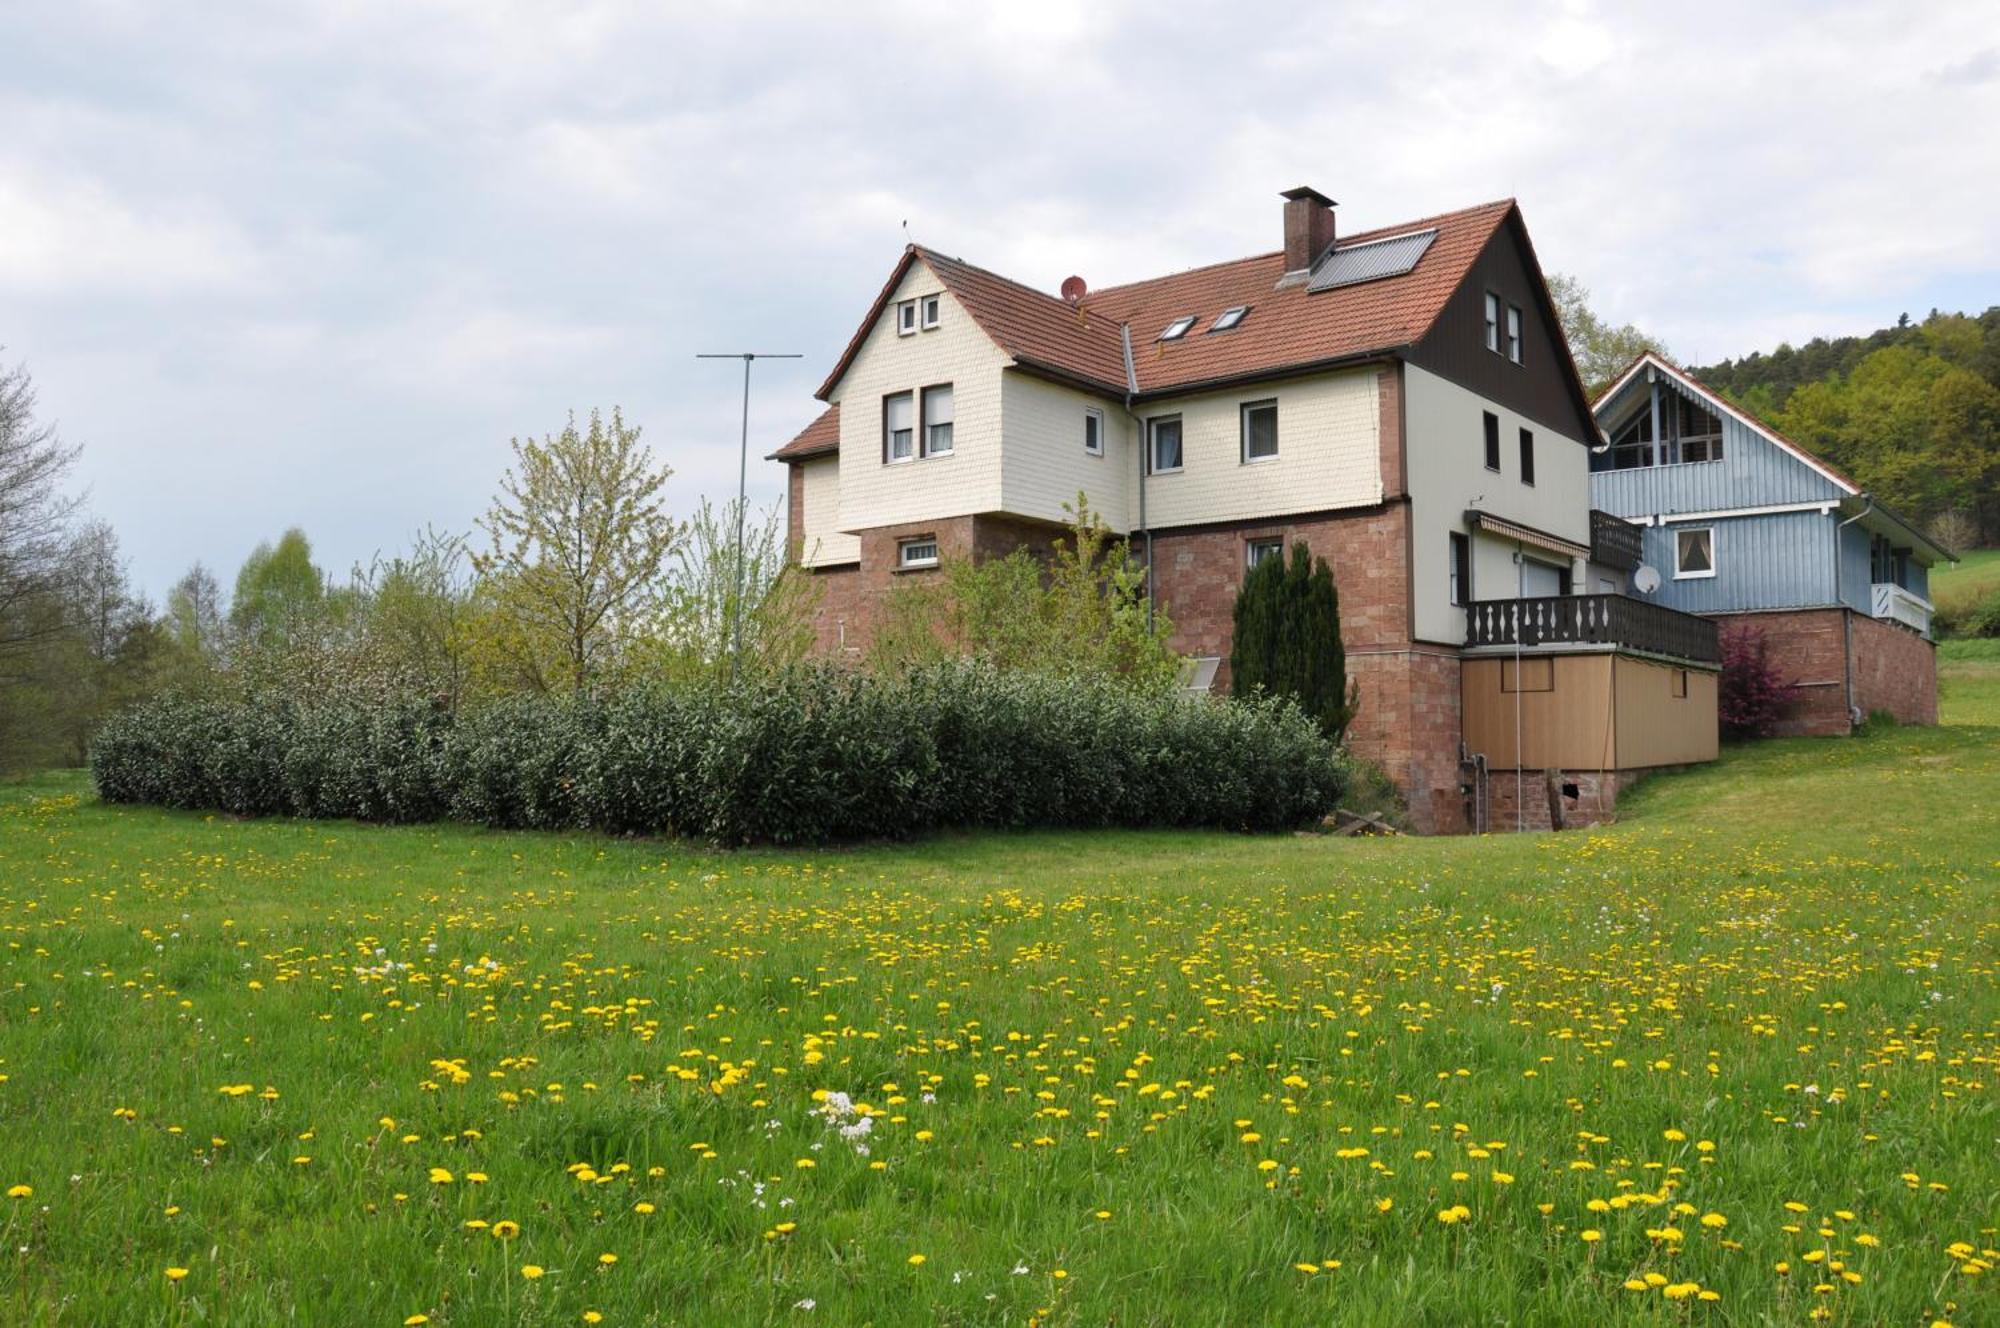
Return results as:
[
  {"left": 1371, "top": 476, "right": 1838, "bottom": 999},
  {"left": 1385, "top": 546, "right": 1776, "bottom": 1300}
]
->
[{"left": 1281, "top": 186, "right": 1337, "bottom": 276}]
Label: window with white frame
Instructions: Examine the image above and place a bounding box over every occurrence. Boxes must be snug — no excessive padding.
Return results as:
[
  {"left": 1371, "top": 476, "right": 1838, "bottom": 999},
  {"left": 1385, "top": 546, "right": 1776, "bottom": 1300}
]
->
[
  {"left": 896, "top": 300, "right": 917, "bottom": 336},
  {"left": 921, "top": 383, "right": 953, "bottom": 455},
  {"left": 884, "top": 391, "right": 914, "bottom": 462},
  {"left": 897, "top": 537, "right": 939, "bottom": 569},
  {"left": 1083, "top": 407, "right": 1103, "bottom": 456},
  {"left": 1240, "top": 399, "right": 1278, "bottom": 463},
  {"left": 1484, "top": 292, "right": 1500, "bottom": 353},
  {"left": 1674, "top": 527, "right": 1716, "bottom": 579},
  {"left": 1246, "top": 537, "right": 1283, "bottom": 569},
  {"left": 1148, "top": 415, "right": 1183, "bottom": 473},
  {"left": 1505, "top": 304, "right": 1523, "bottom": 363},
  {"left": 920, "top": 294, "right": 940, "bottom": 330}
]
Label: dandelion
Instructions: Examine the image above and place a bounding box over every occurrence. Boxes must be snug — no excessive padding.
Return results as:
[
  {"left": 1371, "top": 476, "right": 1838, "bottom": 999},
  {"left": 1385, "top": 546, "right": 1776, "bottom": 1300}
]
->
[
  {"left": 907, "top": 1253, "right": 926, "bottom": 1267},
  {"left": 1375, "top": 1197, "right": 1394, "bottom": 1213},
  {"left": 165, "top": 1267, "right": 189, "bottom": 1282},
  {"left": 1437, "top": 1205, "right": 1471, "bottom": 1225},
  {"left": 6, "top": 1185, "right": 30, "bottom": 1199},
  {"left": 521, "top": 1264, "right": 545, "bottom": 1280},
  {"left": 405, "top": 1317, "right": 431, "bottom": 1326},
  {"left": 492, "top": 1220, "right": 521, "bottom": 1240},
  {"left": 1580, "top": 1229, "right": 1602, "bottom": 1243},
  {"left": 428, "top": 1167, "right": 454, "bottom": 1185},
  {"left": 598, "top": 1252, "right": 618, "bottom": 1266}
]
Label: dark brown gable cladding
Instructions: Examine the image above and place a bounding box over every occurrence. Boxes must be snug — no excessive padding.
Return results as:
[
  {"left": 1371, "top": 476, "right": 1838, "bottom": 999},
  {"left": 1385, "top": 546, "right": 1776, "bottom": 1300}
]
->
[{"left": 1406, "top": 209, "right": 1599, "bottom": 444}]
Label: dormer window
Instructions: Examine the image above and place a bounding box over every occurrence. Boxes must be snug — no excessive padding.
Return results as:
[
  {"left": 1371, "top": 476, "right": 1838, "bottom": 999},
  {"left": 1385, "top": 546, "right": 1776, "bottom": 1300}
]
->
[
  {"left": 1160, "top": 315, "right": 1196, "bottom": 341},
  {"left": 920, "top": 295, "right": 941, "bottom": 330},
  {"left": 1209, "top": 305, "right": 1249, "bottom": 333},
  {"left": 897, "top": 300, "right": 917, "bottom": 336}
]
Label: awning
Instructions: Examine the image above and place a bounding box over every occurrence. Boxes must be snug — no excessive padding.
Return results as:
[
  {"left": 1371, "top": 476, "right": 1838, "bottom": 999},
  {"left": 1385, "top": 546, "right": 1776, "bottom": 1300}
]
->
[{"left": 1465, "top": 511, "right": 1589, "bottom": 561}]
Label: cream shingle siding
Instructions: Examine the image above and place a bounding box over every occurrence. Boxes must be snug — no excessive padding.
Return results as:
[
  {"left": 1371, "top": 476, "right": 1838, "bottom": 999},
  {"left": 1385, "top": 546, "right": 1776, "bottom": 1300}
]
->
[
  {"left": 830, "top": 259, "right": 1011, "bottom": 533},
  {"left": 999, "top": 372, "right": 1135, "bottom": 531},
  {"left": 1404, "top": 363, "right": 1592, "bottom": 645},
  {"left": 797, "top": 455, "right": 859, "bottom": 566},
  {"left": 1127, "top": 369, "right": 1382, "bottom": 531}
]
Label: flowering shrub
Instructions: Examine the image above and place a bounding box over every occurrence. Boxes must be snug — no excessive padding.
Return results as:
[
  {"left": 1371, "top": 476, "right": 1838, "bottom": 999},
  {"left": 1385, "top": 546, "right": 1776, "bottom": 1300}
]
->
[
  {"left": 91, "top": 661, "right": 1347, "bottom": 843},
  {"left": 1717, "top": 625, "right": 1798, "bottom": 740}
]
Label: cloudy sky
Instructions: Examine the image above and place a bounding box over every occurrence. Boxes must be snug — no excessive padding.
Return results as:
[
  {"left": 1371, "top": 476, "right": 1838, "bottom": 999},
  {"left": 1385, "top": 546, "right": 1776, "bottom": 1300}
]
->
[{"left": 4, "top": 1, "right": 1996, "bottom": 595}]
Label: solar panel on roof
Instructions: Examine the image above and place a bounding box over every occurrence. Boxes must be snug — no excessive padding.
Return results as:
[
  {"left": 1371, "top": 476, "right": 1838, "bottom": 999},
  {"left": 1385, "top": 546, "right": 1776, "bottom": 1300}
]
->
[{"left": 1305, "top": 228, "right": 1438, "bottom": 293}]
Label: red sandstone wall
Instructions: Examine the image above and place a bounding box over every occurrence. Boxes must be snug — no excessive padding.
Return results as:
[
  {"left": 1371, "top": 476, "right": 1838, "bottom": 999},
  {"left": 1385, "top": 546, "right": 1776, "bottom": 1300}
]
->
[
  {"left": 1710, "top": 607, "right": 1938, "bottom": 735},
  {"left": 1848, "top": 611, "right": 1938, "bottom": 726}
]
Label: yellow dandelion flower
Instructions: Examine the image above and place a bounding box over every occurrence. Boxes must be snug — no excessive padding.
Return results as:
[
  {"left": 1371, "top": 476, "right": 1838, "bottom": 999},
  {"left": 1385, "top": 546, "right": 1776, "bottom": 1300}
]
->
[
  {"left": 428, "top": 1167, "right": 454, "bottom": 1185},
  {"left": 1580, "top": 1229, "right": 1602, "bottom": 1243},
  {"left": 907, "top": 1253, "right": 926, "bottom": 1266},
  {"left": 6, "top": 1185, "right": 30, "bottom": 1199},
  {"left": 405, "top": 1317, "right": 431, "bottom": 1326},
  {"left": 1375, "top": 1197, "right": 1394, "bottom": 1213},
  {"left": 492, "top": 1220, "right": 521, "bottom": 1240},
  {"left": 521, "top": 1264, "right": 545, "bottom": 1280},
  {"left": 598, "top": 1252, "right": 617, "bottom": 1266},
  {"left": 165, "top": 1267, "right": 189, "bottom": 1282}
]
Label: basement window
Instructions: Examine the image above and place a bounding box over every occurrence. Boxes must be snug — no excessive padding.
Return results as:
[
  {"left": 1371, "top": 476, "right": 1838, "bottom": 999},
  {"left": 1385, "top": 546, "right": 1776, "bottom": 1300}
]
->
[
  {"left": 898, "top": 537, "right": 939, "bottom": 570},
  {"left": 1246, "top": 537, "right": 1283, "bottom": 569},
  {"left": 1209, "top": 305, "right": 1249, "bottom": 332},
  {"left": 1160, "top": 315, "right": 1196, "bottom": 341}
]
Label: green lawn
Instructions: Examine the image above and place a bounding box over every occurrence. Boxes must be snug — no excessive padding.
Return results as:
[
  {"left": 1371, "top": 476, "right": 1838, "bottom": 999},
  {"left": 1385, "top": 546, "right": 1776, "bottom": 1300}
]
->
[
  {"left": 2, "top": 658, "right": 1996, "bottom": 1326},
  {"left": 1933, "top": 547, "right": 2000, "bottom": 618}
]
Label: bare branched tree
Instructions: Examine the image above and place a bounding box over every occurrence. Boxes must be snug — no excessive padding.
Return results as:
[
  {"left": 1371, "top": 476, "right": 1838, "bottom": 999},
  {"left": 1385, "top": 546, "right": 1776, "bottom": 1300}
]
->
[{"left": 0, "top": 353, "right": 83, "bottom": 673}]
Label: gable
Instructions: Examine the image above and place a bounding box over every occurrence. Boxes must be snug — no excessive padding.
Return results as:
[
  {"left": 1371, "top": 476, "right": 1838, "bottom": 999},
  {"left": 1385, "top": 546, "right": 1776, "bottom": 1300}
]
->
[{"left": 1405, "top": 212, "right": 1598, "bottom": 444}]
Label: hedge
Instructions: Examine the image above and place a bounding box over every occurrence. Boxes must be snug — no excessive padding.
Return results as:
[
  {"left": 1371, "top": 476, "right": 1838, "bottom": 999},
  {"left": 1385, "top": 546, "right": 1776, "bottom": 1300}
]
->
[{"left": 91, "top": 662, "right": 1348, "bottom": 844}]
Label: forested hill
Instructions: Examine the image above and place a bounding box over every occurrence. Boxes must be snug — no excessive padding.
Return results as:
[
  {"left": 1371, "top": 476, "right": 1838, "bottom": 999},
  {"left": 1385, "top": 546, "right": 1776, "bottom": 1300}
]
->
[{"left": 1688, "top": 307, "right": 2000, "bottom": 548}]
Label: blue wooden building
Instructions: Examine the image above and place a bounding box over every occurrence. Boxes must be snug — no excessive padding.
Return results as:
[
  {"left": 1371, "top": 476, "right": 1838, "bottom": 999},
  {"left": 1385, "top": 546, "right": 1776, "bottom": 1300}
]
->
[{"left": 1590, "top": 352, "right": 1951, "bottom": 734}]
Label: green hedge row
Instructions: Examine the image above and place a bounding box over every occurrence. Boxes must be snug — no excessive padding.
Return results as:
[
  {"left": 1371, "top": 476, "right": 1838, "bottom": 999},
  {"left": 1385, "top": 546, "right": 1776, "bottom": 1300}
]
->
[{"left": 90, "top": 664, "right": 1347, "bottom": 844}]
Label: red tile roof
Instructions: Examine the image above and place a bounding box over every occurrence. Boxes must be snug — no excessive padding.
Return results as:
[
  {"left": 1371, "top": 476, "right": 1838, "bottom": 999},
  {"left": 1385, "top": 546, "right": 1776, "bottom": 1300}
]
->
[
  {"left": 769, "top": 403, "right": 838, "bottom": 461},
  {"left": 811, "top": 199, "right": 1519, "bottom": 408}
]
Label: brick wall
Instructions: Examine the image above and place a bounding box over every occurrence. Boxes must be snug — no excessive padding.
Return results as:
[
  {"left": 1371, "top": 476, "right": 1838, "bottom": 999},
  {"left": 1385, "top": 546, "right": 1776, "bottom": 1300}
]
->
[
  {"left": 1710, "top": 607, "right": 1938, "bottom": 735},
  {"left": 1711, "top": 608, "right": 1851, "bottom": 736},
  {"left": 1849, "top": 611, "right": 1937, "bottom": 725},
  {"left": 1485, "top": 768, "right": 1638, "bottom": 832}
]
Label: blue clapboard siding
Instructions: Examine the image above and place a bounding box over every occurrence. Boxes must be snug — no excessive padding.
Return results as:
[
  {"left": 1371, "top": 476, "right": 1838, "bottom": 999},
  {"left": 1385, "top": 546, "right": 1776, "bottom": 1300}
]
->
[
  {"left": 1836, "top": 519, "right": 1873, "bottom": 612},
  {"left": 1590, "top": 373, "right": 1845, "bottom": 514},
  {"left": 1640, "top": 510, "right": 1838, "bottom": 614}
]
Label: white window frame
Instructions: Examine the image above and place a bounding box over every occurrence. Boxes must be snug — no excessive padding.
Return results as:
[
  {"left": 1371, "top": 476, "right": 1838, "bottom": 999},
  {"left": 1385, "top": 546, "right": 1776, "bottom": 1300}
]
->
[
  {"left": 920, "top": 294, "right": 941, "bottom": 330},
  {"left": 1484, "top": 292, "right": 1500, "bottom": 353},
  {"left": 1147, "top": 415, "right": 1184, "bottom": 474},
  {"left": 1674, "top": 526, "right": 1717, "bottom": 580},
  {"left": 897, "top": 537, "right": 939, "bottom": 570},
  {"left": 1246, "top": 537, "right": 1283, "bottom": 570},
  {"left": 1083, "top": 407, "right": 1104, "bottom": 457},
  {"left": 1209, "top": 305, "right": 1249, "bottom": 333},
  {"left": 896, "top": 300, "right": 917, "bottom": 336},
  {"left": 1160, "top": 315, "right": 1195, "bottom": 341},
  {"left": 884, "top": 391, "right": 915, "bottom": 464},
  {"left": 1506, "top": 304, "right": 1523, "bottom": 364},
  {"left": 1239, "top": 399, "right": 1279, "bottom": 464},
  {"left": 920, "top": 383, "right": 953, "bottom": 456}
]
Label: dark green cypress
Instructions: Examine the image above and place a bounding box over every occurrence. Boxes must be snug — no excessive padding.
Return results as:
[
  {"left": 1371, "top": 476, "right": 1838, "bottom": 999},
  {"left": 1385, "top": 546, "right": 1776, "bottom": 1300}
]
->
[
  {"left": 1229, "top": 541, "right": 1356, "bottom": 743},
  {"left": 1229, "top": 552, "right": 1283, "bottom": 697}
]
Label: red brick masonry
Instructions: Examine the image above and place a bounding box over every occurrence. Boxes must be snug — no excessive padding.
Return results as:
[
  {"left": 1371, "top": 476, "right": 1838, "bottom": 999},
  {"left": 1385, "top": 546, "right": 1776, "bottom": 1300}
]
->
[{"left": 1713, "top": 607, "right": 1936, "bottom": 736}]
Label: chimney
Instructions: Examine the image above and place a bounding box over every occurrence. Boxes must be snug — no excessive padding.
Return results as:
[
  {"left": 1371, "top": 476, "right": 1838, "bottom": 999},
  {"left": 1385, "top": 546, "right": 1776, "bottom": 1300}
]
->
[{"left": 1281, "top": 186, "right": 1337, "bottom": 277}]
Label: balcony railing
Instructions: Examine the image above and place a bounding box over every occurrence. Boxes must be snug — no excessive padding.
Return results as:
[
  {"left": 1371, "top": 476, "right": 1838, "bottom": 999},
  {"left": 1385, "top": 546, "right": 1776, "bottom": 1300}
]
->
[
  {"left": 1589, "top": 509, "right": 1643, "bottom": 571},
  {"left": 1465, "top": 594, "right": 1720, "bottom": 665},
  {"left": 1871, "top": 582, "right": 1932, "bottom": 636}
]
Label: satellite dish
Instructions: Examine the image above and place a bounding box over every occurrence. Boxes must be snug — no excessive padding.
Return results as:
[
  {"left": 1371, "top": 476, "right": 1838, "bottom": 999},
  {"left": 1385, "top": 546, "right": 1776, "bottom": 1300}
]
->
[
  {"left": 1632, "top": 564, "right": 1662, "bottom": 594},
  {"left": 1060, "top": 275, "right": 1088, "bottom": 304}
]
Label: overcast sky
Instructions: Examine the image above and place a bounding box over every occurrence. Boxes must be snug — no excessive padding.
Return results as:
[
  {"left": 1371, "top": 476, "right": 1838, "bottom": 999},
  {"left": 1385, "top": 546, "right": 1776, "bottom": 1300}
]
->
[{"left": 4, "top": 1, "right": 1997, "bottom": 596}]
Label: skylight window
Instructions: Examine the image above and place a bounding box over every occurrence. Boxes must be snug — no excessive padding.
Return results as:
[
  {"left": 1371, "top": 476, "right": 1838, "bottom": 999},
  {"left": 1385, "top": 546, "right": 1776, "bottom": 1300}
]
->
[
  {"left": 1160, "top": 315, "right": 1196, "bottom": 341},
  {"left": 1209, "top": 305, "right": 1249, "bottom": 332}
]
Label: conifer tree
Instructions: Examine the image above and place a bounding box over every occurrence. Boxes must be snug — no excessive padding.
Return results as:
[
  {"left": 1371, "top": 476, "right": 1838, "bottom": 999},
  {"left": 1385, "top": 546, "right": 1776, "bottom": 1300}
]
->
[{"left": 1229, "top": 542, "right": 1357, "bottom": 742}]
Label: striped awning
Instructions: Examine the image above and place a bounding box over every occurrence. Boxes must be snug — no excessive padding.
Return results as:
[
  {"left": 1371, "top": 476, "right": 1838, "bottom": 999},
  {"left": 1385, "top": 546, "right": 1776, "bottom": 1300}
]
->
[{"left": 1465, "top": 511, "right": 1590, "bottom": 561}]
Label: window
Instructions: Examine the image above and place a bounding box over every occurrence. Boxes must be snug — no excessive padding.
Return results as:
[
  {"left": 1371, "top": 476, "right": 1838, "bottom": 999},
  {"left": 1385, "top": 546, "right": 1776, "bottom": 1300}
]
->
[
  {"left": 896, "top": 300, "right": 917, "bottom": 336},
  {"left": 897, "top": 537, "right": 939, "bottom": 569},
  {"left": 920, "top": 295, "right": 941, "bottom": 330},
  {"left": 1483, "top": 411, "right": 1501, "bottom": 471},
  {"left": 1209, "top": 305, "right": 1249, "bottom": 332},
  {"left": 1671, "top": 668, "right": 1689, "bottom": 699},
  {"left": 920, "top": 384, "right": 953, "bottom": 455},
  {"left": 1608, "top": 394, "right": 1723, "bottom": 469},
  {"left": 1247, "top": 537, "right": 1283, "bottom": 569},
  {"left": 1083, "top": 407, "right": 1103, "bottom": 456},
  {"left": 1240, "top": 399, "right": 1278, "bottom": 463},
  {"left": 1160, "top": 315, "right": 1196, "bottom": 341},
  {"left": 1506, "top": 304, "right": 1523, "bottom": 364},
  {"left": 1484, "top": 292, "right": 1499, "bottom": 353},
  {"left": 1148, "top": 416, "right": 1183, "bottom": 473},
  {"left": 1518, "top": 427, "right": 1535, "bottom": 485},
  {"left": 884, "top": 391, "right": 914, "bottom": 462},
  {"left": 1449, "top": 532, "right": 1471, "bottom": 607},
  {"left": 1674, "top": 527, "right": 1716, "bottom": 579}
]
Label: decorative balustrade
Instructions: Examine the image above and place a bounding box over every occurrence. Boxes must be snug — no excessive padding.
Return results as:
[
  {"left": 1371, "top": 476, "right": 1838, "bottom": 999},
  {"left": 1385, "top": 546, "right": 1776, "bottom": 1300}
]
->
[
  {"left": 1589, "top": 510, "right": 1644, "bottom": 571},
  {"left": 1464, "top": 594, "right": 1720, "bottom": 665}
]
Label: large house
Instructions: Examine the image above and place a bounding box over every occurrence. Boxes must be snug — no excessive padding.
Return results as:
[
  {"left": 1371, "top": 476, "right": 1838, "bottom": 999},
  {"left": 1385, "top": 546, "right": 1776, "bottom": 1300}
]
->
[
  {"left": 773, "top": 189, "right": 1721, "bottom": 832},
  {"left": 1590, "top": 353, "right": 1950, "bottom": 734}
]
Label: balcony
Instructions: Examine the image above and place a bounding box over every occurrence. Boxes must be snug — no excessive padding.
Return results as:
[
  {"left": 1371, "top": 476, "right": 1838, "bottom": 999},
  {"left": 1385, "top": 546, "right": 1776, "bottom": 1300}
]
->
[
  {"left": 1465, "top": 593, "right": 1721, "bottom": 665},
  {"left": 1589, "top": 510, "right": 1643, "bottom": 572},
  {"left": 1871, "top": 582, "right": 1932, "bottom": 636}
]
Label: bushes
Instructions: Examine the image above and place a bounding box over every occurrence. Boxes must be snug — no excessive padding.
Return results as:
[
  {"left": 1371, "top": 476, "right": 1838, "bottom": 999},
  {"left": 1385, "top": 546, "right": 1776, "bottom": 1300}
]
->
[
  {"left": 1718, "top": 625, "right": 1799, "bottom": 740},
  {"left": 91, "top": 662, "right": 1347, "bottom": 844}
]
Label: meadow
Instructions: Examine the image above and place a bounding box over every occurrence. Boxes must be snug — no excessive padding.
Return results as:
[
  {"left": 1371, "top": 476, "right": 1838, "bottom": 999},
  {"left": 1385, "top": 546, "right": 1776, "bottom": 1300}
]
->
[{"left": 1, "top": 653, "right": 1995, "bottom": 1325}]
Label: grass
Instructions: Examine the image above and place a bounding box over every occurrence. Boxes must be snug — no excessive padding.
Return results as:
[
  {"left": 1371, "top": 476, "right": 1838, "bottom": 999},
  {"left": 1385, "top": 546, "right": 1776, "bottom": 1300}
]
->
[
  {"left": 1931, "top": 548, "right": 2000, "bottom": 619},
  {"left": 2, "top": 658, "right": 1996, "bottom": 1325}
]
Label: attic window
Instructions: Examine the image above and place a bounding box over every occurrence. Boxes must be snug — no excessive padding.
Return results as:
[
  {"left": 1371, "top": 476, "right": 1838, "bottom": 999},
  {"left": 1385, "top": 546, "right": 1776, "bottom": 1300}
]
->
[
  {"left": 897, "top": 300, "right": 917, "bottom": 336},
  {"left": 1160, "top": 315, "right": 1196, "bottom": 341},
  {"left": 1209, "top": 305, "right": 1249, "bottom": 333},
  {"left": 920, "top": 295, "right": 941, "bottom": 330}
]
